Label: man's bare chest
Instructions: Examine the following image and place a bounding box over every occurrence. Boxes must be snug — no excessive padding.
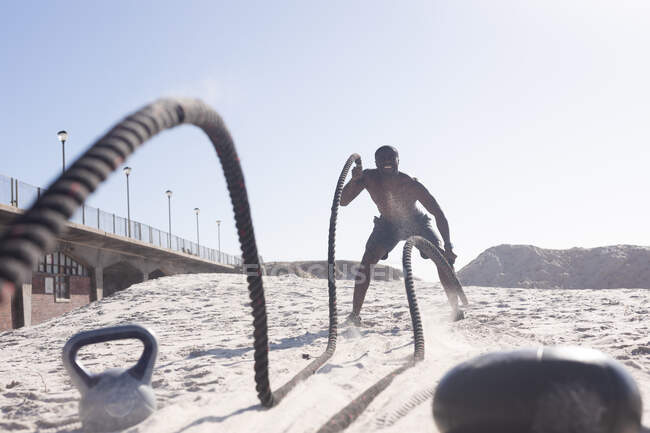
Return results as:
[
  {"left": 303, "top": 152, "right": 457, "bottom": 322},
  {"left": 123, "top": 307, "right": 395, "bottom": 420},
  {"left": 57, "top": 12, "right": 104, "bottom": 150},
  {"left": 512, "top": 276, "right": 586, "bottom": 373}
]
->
[{"left": 366, "top": 178, "right": 416, "bottom": 206}]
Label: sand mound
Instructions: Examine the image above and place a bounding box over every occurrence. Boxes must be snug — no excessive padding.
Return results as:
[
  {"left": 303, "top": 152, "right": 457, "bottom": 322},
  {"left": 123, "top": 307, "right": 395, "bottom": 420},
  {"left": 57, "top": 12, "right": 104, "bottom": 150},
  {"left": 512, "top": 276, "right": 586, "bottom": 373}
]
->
[
  {"left": 458, "top": 244, "right": 650, "bottom": 289},
  {"left": 0, "top": 274, "right": 647, "bottom": 431}
]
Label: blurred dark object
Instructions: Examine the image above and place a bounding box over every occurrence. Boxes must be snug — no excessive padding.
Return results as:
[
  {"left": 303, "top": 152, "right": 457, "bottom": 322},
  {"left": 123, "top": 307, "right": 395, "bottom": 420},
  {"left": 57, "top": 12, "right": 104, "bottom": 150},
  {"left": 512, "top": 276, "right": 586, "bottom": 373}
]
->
[{"left": 433, "top": 346, "right": 643, "bottom": 433}]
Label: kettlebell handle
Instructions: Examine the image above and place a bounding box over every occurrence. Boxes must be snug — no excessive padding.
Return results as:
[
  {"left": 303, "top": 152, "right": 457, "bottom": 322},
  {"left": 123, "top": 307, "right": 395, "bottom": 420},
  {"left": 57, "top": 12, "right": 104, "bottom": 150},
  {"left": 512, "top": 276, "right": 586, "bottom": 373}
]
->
[{"left": 62, "top": 324, "right": 158, "bottom": 392}]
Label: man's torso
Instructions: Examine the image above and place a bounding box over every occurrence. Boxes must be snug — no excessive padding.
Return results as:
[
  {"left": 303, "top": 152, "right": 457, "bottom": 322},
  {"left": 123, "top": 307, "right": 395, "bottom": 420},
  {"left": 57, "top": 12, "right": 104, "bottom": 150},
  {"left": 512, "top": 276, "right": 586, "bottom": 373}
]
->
[{"left": 363, "top": 169, "right": 426, "bottom": 224}]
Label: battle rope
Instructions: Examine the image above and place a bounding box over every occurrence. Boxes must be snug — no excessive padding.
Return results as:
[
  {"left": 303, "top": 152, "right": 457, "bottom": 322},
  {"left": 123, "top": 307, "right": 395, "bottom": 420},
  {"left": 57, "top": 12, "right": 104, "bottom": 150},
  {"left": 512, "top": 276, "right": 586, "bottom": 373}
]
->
[
  {"left": 315, "top": 238, "right": 427, "bottom": 433},
  {"left": 316, "top": 235, "right": 466, "bottom": 432},
  {"left": 0, "top": 98, "right": 352, "bottom": 409},
  {"left": 272, "top": 153, "right": 361, "bottom": 401},
  {"left": 0, "top": 98, "right": 465, "bottom": 430},
  {"left": 407, "top": 235, "right": 468, "bottom": 309}
]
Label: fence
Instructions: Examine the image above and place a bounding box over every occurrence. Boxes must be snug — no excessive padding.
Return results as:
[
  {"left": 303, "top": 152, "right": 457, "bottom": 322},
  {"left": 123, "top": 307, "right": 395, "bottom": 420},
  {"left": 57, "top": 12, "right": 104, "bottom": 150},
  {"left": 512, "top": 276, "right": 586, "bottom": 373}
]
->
[{"left": 0, "top": 174, "right": 242, "bottom": 267}]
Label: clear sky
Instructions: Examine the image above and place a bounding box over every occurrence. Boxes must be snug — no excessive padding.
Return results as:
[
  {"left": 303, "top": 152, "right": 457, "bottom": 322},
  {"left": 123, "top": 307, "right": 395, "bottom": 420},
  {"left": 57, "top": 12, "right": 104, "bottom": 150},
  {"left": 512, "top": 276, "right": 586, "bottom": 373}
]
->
[{"left": 1, "top": 1, "right": 648, "bottom": 280}]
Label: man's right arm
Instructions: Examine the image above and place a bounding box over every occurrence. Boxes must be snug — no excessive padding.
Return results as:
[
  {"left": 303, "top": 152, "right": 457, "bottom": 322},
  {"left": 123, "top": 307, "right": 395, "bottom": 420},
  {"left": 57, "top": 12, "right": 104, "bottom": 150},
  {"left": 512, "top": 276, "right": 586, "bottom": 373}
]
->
[{"left": 340, "top": 167, "right": 366, "bottom": 206}]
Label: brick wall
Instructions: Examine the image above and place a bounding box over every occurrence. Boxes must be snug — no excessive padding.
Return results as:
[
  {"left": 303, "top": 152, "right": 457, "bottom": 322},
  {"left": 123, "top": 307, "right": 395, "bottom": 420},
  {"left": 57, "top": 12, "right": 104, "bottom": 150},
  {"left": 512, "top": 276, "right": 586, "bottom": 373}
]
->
[
  {"left": 70, "top": 276, "right": 90, "bottom": 296},
  {"left": 0, "top": 298, "right": 12, "bottom": 330},
  {"left": 31, "top": 274, "right": 91, "bottom": 326}
]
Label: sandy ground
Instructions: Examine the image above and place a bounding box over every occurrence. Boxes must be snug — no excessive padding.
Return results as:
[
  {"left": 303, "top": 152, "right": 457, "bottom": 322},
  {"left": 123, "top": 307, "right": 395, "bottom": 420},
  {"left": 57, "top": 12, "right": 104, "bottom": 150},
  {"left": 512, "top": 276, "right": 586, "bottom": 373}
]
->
[{"left": 0, "top": 274, "right": 648, "bottom": 432}]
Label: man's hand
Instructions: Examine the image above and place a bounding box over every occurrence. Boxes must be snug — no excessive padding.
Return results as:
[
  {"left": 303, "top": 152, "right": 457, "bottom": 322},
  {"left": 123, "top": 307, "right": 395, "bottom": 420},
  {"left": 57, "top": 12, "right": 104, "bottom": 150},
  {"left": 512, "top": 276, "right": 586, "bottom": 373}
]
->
[
  {"left": 341, "top": 166, "right": 366, "bottom": 206},
  {"left": 351, "top": 165, "right": 363, "bottom": 181},
  {"left": 444, "top": 245, "right": 457, "bottom": 266}
]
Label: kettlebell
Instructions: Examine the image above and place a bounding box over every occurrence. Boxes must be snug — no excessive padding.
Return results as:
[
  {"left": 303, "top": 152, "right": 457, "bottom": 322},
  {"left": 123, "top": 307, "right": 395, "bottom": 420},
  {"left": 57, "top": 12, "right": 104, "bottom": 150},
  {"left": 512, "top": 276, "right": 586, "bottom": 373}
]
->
[
  {"left": 433, "top": 346, "right": 643, "bottom": 433},
  {"left": 62, "top": 324, "right": 158, "bottom": 432}
]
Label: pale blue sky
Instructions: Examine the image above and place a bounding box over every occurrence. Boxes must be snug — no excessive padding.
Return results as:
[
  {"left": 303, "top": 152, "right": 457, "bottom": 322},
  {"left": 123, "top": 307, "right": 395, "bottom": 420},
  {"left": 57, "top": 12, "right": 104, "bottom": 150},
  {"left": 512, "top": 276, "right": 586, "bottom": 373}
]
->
[{"left": 1, "top": 1, "right": 648, "bottom": 280}]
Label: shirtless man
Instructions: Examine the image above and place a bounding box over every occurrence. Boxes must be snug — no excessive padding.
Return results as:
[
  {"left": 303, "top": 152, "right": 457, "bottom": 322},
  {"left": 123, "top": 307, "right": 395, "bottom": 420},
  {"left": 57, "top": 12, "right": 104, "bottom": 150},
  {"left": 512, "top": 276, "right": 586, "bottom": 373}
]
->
[{"left": 341, "top": 145, "right": 460, "bottom": 325}]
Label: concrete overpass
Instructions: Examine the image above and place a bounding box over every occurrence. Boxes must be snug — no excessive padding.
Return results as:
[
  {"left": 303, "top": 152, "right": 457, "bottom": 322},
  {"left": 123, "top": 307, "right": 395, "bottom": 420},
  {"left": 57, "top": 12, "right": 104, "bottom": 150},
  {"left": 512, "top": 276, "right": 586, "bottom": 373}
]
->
[{"left": 0, "top": 203, "right": 240, "bottom": 328}]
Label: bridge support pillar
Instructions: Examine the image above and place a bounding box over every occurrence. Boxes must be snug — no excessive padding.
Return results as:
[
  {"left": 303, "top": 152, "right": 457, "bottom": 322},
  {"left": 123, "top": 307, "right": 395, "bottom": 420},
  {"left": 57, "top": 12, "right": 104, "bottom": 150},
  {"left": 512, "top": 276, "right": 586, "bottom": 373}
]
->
[
  {"left": 94, "top": 267, "right": 103, "bottom": 301},
  {"left": 142, "top": 272, "right": 149, "bottom": 282},
  {"left": 21, "top": 280, "right": 32, "bottom": 327}
]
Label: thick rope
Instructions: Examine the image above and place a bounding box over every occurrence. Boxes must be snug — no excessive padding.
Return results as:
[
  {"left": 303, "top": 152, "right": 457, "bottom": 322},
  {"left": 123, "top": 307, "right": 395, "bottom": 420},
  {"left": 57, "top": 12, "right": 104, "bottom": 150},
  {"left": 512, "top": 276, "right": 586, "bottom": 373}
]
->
[
  {"left": 0, "top": 101, "right": 358, "bottom": 409},
  {"left": 315, "top": 237, "right": 427, "bottom": 433},
  {"left": 405, "top": 236, "right": 468, "bottom": 307},
  {"left": 0, "top": 99, "right": 465, "bottom": 430},
  {"left": 315, "top": 234, "right": 467, "bottom": 432},
  {"left": 273, "top": 154, "right": 360, "bottom": 401},
  {"left": 0, "top": 99, "right": 273, "bottom": 404},
  {"left": 366, "top": 237, "right": 464, "bottom": 429}
]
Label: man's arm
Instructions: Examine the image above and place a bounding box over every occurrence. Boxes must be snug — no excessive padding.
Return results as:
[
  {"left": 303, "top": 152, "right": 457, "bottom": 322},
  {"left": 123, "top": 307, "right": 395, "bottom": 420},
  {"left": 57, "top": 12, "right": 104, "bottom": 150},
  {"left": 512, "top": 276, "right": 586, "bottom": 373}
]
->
[
  {"left": 340, "top": 168, "right": 366, "bottom": 206},
  {"left": 413, "top": 181, "right": 455, "bottom": 262}
]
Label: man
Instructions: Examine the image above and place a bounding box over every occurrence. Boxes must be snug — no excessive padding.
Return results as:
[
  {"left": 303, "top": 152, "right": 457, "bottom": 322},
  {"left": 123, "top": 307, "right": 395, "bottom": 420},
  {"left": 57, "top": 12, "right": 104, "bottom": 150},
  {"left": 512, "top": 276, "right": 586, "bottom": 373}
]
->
[{"left": 341, "top": 145, "right": 461, "bottom": 325}]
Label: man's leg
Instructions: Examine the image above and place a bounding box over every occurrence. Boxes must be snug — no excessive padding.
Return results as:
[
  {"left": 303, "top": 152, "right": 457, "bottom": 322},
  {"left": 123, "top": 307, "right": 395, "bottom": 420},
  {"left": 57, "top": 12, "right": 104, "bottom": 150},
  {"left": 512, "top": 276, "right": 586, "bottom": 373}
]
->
[
  {"left": 349, "top": 218, "right": 398, "bottom": 321},
  {"left": 417, "top": 222, "right": 464, "bottom": 320},
  {"left": 351, "top": 250, "right": 382, "bottom": 317}
]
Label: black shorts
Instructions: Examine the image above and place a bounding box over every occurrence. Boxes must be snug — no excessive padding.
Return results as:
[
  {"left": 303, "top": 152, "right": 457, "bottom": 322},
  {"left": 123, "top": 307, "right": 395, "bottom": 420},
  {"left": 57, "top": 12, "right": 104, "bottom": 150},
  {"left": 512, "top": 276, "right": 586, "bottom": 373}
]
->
[{"left": 365, "top": 215, "right": 441, "bottom": 260}]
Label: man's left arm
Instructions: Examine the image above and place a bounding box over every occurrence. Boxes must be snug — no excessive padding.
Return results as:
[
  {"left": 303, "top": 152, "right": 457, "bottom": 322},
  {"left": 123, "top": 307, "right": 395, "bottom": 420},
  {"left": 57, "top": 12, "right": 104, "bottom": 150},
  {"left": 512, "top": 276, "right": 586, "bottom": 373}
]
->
[{"left": 414, "top": 181, "right": 457, "bottom": 265}]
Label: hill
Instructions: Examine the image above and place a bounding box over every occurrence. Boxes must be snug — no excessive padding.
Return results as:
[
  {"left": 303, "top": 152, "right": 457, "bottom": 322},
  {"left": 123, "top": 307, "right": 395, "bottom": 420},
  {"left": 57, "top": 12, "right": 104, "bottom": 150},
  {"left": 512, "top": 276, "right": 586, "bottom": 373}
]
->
[{"left": 458, "top": 244, "right": 650, "bottom": 289}]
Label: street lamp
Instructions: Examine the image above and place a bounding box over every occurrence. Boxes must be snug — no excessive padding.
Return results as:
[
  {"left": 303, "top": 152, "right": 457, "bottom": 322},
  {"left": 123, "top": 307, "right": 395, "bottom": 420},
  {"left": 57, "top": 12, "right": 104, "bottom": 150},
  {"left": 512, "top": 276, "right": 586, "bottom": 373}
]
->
[
  {"left": 57, "top": 130, "right": 68, "bottom": 173},
  {"left": 216, "top": 219, "right": 221, "bottom": 262},
  {"left": 194, "top": 207, "right": 200, "bottom": 253},
  {"left": 123, "top": 167, "right": 132, "bottom": 237},
  {"left": 165, "top": 190, "right": 172, "bottom": 248}
]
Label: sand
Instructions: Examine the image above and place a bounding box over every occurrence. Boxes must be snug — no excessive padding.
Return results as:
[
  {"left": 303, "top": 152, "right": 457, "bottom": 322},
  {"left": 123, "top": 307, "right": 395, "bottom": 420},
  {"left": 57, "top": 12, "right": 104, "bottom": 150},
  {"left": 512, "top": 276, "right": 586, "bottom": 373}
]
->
[{"left": 0, "top": 273, "right": 647, "bottom": 432}]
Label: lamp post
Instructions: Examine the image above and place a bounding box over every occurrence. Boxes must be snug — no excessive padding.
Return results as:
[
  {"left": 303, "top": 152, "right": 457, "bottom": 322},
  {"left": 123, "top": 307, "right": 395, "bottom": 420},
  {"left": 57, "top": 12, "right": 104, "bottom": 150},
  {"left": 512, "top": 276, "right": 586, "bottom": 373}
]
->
[
  {"left": 57, "top": 130, "right": 68, "bottom": 174},
  {"left": 216, "top": 219, "right": 221, "bottom": 262},
  {"left": 194, "top": 207, "right": 200, "bottom": 253},
  {"left": 165, "top": 190, "right": 173, "bottom": 248},
  {"left": 123, "top": 167, "right": 132, "bottom": 237}
]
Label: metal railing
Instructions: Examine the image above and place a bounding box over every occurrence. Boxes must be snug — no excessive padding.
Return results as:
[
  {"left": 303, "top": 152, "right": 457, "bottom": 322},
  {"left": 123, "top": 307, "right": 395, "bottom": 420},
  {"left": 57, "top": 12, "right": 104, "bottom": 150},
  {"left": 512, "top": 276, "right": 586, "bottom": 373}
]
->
[{"left": 0, "top": 174, "right": 242, "bottom": 266}]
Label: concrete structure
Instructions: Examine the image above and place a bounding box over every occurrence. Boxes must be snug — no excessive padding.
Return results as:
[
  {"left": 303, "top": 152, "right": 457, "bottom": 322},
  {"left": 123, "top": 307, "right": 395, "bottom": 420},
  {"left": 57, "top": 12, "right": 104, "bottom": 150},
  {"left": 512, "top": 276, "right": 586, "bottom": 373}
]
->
[{"left": 0, "top": 204, "right": 237, "bottom": 329}]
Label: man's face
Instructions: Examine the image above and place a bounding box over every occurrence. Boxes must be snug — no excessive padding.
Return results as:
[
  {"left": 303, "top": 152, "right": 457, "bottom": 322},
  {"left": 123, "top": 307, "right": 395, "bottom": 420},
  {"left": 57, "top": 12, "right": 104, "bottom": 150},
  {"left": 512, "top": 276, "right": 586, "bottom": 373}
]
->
[{"left": 375, "top": 150, "right": 399, "bottom": 175}]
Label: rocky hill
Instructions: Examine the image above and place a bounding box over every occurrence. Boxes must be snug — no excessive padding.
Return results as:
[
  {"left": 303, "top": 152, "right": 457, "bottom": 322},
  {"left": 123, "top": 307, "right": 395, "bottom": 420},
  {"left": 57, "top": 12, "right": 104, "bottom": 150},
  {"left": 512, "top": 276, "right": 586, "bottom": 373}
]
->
[
  {"left": 262, "top": 260, "right": 405, "bottom": 281},
  {"left": 458, "top": 244, "right": 650, "bottom": 289}
]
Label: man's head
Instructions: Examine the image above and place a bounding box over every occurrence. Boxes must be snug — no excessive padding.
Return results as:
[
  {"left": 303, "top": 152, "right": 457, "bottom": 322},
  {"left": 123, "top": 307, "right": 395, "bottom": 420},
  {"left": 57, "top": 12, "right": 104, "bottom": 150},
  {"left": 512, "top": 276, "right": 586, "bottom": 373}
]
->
[{"left": 375, "top": 145, "right": 399, "bottom": 175}]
